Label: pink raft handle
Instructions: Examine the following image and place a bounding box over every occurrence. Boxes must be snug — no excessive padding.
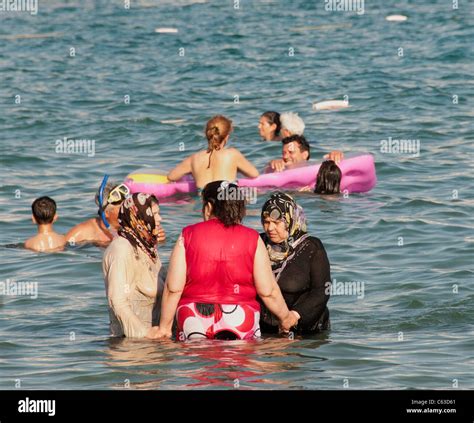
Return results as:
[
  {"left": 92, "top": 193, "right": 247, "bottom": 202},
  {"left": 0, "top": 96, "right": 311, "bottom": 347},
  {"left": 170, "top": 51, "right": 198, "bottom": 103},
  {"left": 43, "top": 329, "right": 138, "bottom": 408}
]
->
[{"left": 125, "top": 154, "right": 376, "bottom": 198}]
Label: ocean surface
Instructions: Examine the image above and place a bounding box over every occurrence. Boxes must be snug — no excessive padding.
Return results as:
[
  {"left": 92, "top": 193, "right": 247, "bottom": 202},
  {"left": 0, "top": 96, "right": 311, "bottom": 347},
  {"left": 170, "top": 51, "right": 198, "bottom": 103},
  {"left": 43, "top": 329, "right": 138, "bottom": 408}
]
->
[{"left": 0, "top": 0, "right": 473, "bottom": 390}]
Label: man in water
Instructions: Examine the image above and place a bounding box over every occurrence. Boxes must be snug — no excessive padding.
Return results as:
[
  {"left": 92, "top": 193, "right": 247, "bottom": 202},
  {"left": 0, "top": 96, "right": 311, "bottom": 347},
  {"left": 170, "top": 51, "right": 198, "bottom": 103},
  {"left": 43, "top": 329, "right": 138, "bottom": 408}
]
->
[
  {"left": 270, "top": 113, "right": 343, "bottom": 171},
  {"left": 66, "top": 179, "right": 166, "bottom": 246},
  {"left": 267, "top": 135, "right": 312, "bottom": 172}
]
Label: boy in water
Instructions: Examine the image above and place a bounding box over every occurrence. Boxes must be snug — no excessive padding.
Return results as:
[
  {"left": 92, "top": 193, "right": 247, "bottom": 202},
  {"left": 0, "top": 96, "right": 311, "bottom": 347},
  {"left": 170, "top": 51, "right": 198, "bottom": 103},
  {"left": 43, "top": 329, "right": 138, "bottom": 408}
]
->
[{"left": 25, "top": 196, "right": 66, "bottom": 252}]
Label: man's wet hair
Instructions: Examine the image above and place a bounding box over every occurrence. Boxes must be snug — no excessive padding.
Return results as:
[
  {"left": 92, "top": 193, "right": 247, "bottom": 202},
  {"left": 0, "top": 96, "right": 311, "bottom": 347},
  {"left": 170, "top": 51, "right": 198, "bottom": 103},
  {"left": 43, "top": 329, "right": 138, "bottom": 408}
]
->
[{"left": 282, "top": 134, "right": 311, "bottom": 159}]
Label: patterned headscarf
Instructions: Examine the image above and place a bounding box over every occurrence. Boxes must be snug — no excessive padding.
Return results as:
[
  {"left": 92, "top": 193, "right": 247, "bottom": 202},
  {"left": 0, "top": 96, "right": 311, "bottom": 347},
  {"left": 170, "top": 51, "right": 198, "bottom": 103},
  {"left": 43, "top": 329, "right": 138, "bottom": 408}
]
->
[
  {"left": 118, "top": 193, "right": 159, "bottom": 262},
  {"left": 261, "top": 192, "right": 308, "bottom": 278}
]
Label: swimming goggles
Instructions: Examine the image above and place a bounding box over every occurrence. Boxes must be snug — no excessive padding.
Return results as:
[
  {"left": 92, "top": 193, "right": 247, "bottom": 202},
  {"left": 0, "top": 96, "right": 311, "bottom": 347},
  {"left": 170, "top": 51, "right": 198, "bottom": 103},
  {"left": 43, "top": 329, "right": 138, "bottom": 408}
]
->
[{"left": 107, "top": 183, "right": 130, "bottom": 205}]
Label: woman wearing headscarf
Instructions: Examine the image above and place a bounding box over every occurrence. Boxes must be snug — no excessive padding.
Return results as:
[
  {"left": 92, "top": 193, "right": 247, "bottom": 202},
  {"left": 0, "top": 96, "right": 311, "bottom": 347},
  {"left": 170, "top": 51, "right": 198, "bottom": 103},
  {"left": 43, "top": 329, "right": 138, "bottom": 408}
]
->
[
  {"left": 102, "top": 193, "right": 165, "bottom": 338},
  {"left": 154, "top": 181, "right": 298, "bottom": 341},
  {"left": 260, "top": 192, "right": 331, "bottom": 334}
]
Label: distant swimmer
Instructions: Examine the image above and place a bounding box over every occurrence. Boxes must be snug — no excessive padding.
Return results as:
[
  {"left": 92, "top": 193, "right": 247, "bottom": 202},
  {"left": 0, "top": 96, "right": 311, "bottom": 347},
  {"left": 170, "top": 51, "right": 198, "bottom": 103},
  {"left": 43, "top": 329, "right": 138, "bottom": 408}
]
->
[
  {"left": 24, "top": 196, "right": 66, "bottom": 252},
  {"left": 258, "top": 111, "right": 282, "bottom": 141},
  {"left": 280, "top": 111, "right": 305, "bottom": 138},
  {"left": 167, "top": 115, "right": 259, "bottom": 189},
  {"left": 65, "top": 177, "right": 166, "bottom": 246}
]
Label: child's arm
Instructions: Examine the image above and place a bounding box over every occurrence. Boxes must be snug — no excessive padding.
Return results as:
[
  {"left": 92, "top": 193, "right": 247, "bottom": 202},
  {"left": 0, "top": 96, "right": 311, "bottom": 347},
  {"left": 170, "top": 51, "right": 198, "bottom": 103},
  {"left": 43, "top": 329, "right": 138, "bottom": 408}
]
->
[
  {"left": 235, "top": 150, "right": 259, "bottom": 178},
  {"left": 167, "top": 156, "right": 192, "bottom": 182}
]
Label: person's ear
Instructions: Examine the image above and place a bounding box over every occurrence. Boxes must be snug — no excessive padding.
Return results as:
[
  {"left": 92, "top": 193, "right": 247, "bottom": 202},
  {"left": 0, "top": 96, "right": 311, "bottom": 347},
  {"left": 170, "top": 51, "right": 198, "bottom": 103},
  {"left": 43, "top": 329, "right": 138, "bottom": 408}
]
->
[
  {"left": 53, "top": 213, "right": 58, "bottom": 223},
  {"left": 302, "top": 150, "right": 309, "bottom": 160},
  {"left": 32, "top": 215, "right": 37, "bottom": 224},
  {"left": 203, "top": 202, "right": 213, "bottom": 220}
]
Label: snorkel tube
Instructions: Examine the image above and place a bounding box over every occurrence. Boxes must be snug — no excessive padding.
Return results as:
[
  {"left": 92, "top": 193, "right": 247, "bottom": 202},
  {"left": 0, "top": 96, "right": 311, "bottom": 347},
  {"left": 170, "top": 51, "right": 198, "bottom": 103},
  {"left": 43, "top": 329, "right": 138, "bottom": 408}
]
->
[{"left": 98, "top": 174, "right": 110, "bottom": 229}]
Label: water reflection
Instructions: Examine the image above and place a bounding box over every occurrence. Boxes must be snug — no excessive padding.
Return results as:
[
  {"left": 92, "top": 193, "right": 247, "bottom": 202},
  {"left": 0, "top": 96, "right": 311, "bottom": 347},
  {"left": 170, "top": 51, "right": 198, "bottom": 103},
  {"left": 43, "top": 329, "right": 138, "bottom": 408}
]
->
[{"left": 105, "top": 335, "right": 330, "bottom": 389}]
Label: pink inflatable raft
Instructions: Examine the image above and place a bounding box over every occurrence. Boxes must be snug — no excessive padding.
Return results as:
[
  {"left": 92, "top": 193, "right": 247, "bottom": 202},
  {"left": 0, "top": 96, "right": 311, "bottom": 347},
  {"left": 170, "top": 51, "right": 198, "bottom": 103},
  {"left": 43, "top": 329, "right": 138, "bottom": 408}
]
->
[{"left": 124, "top": 154, "right": 376, "bottom": 199}]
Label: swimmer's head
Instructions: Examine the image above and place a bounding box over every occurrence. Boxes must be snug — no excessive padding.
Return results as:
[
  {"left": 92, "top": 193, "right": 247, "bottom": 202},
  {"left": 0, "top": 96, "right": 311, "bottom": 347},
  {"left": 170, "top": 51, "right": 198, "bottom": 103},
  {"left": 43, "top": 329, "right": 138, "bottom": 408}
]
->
[
  {"left": 280, "top": 112, "right": 305, "bottom": 138},
  {"left": 314, "top": 160, "right": 341, "bottom": 195},
  {"left": 205, "top": 115, "right": 233, "bottom": 169},
  {"left": 282, "top": 135, "right": 310, "bottom": 164},
  {"left": 95, "top": 181, "right": 128, "bottom": 230},
  {"left": 201, "top": 180, "right": 246, "bottom": 227},
  {"left": 32, "top": 196, "right": 58, "bottom": 225},
  {"left": 259, "top": 111, "right": 281, "bottom": 141},
  {"left": 205, "top": 115, "right": 232, "bottom": 149}
]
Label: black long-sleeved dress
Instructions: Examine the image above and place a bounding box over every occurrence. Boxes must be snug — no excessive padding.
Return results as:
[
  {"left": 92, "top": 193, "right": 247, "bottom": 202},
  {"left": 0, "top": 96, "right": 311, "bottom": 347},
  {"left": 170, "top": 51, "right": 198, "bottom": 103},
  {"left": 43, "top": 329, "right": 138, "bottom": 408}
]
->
[{"left": 259, "top": 235, "right": 331, "bottom": 334}]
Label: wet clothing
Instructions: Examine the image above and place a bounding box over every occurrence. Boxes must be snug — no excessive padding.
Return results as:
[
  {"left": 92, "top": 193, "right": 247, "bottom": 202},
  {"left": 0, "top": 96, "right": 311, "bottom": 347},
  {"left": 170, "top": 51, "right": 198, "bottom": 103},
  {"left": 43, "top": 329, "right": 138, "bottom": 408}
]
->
[
  {"left": 180, "top": 218, "right": 260, "bottom": 309},
  {"left": 177, "top": 218, "right": 260, "bottom": 339},
  {"left": 103, "top": 236, "right": 164, "bottom": 338},
  {"left": 176, "top": 302, "right": 261, "bottom": 340},
  {"left": 259, "top": 235, "right": 331, "bottom": 334}
]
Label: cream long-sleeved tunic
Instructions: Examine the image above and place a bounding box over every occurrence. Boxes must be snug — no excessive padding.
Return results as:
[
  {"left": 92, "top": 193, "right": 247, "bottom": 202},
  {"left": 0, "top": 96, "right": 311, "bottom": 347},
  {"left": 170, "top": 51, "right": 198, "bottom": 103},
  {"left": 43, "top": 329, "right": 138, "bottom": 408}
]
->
[{"left": 102, "top": 237, "right": 165, "bottom": 338}]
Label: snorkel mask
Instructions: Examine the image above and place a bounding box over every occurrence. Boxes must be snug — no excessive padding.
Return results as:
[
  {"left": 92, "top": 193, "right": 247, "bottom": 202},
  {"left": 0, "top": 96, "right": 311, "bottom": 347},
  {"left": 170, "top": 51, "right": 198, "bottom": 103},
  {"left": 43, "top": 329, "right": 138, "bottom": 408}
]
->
[
  {"left": 98, "top": 175, "right": 131, "bottom": 229},
  {"left": 98, "top": 174, "right": 111, "bottom": 228}
]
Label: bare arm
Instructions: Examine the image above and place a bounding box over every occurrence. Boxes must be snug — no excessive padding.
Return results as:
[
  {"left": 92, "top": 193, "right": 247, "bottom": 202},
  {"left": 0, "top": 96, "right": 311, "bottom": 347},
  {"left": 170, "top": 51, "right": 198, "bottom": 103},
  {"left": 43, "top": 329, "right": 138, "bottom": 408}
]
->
[
  {"left": 167, "top": 156, "right": 192, "bottom": 182},
  {"left": 253, "top": 238, "right": 298, "bottom": 331},
  {"left": 65, "top": 223, "right": 86, "bottom": 245},
  {"left": 236, "top": 150, "right": 259, "bottom": 178},
  {"left": 157, "top": 234, "right": 187, "bottom": 337},
  {"left": 267, "top": 159, "right": 286, "bottom": 172}
]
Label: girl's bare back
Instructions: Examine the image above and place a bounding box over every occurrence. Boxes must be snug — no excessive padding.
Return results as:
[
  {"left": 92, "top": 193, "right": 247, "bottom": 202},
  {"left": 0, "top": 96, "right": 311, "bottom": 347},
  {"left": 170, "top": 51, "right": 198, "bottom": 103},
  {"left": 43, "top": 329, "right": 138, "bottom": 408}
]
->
[{"left": 191, "top": 148, "right": 238, "bottom": 188}]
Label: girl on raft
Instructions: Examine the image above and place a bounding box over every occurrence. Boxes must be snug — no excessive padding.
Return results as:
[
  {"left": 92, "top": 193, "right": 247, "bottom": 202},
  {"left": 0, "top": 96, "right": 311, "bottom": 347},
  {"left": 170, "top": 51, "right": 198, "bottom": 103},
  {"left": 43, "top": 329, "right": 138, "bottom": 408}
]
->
[{"left": 167, "top": 115, "right": 259, "bottom": 189}]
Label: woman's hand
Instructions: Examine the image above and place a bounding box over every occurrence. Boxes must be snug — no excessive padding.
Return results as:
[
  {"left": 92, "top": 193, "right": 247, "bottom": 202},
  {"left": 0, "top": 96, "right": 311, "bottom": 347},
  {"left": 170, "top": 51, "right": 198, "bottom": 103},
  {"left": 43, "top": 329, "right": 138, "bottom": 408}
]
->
[
  {"left": 145, "top": 326, "right": 172, "bottom": 339},
  {"left": 279, "top": 310, "right": 300, "bottom": 333},
  {"left": 324, "top": 150, "right": 344, "bottom": 164},
  {"left": 157, "top": 226, "right": 166, "bottom": 243}
]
